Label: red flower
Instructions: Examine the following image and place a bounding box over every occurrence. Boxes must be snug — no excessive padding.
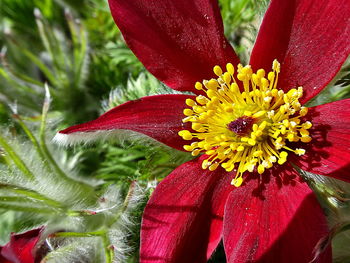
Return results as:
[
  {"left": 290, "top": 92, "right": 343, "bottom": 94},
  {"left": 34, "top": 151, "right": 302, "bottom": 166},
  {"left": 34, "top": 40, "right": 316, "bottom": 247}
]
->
[
  {"left": 0, "top": 227, "right": 45, "bottom": 263},
  {"left": 55, "top": 0, "right": 350, "bottom": 262}
]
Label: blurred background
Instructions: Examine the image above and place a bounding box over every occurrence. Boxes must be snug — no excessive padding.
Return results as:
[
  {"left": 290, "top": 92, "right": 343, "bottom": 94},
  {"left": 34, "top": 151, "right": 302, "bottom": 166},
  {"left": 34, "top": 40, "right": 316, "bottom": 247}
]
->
[{"left": 0, "top": 0, "right": 349, "bottom": 262}]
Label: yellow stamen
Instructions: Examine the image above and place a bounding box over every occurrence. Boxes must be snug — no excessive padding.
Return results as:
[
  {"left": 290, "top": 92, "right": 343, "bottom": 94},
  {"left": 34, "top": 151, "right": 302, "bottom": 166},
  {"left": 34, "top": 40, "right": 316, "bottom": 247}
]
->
[{"left": 179, "top": 59, "right": 312, "bottom": 187}]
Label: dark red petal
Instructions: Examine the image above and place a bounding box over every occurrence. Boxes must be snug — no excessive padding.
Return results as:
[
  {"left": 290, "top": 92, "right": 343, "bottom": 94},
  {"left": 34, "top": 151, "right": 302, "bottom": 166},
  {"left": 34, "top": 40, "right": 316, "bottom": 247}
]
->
[
  {"left": 223, "top": 164, "right": 331, "bottom": 263},
  {"left": 0, "top": 248, "right": 12, "bottom": 263},
  {"left": 56, "top": 95, "right": 192, "bottom": 151},
  {"left": 140, "top": 156, "right": 233, "bottom": 262},
  {"left": 1, "top": 227, "right": 43, "bottom": 263},
  {"left": 108, "top": 0, "right": 240, "bottom": 94},
  {"left": 250, "top": 0, "right": 350, "bottom": 104},
  {"left": 291, "top": 99, "right": 350, "bottom": 182}
]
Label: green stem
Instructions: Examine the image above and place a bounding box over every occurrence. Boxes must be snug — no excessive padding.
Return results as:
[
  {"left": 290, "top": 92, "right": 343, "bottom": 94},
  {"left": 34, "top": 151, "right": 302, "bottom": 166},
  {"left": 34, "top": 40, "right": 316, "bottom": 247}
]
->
[
  {"left": 0, "top": 203, "right": 60, "bottom": 214},
  {"left": 106, "top": 181, "right": 136, "bottom": 228},
  {"left": 38, "top": 90, "right": 96, "bottom": 202},
  {"left": 0, "top": 134, "right": 35, "bottom": 180},
  {"left": 38, "top": 88, "right": 72, "bottom": 181},
  {"left": 53, "top": 230, "right": 106, "bottom": 238},
  {"left": 1, "top": 185, "right": 63, "bottom": 208},
  {"left": 53, "top": 230, "right": 114, "bottom": 262},
  {"left": 13, "top": 114, "right": 46, "bottom": 162}
]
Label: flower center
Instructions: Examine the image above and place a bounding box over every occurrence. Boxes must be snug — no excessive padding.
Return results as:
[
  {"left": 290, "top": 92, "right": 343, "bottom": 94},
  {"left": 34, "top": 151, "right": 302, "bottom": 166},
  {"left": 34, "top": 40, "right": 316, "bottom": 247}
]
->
[
  {"left": 227, "top": 116, "right": 255, "bottom": 136},
  {"left": 178, "top": 60, "right": 312, "bottom": 187}
]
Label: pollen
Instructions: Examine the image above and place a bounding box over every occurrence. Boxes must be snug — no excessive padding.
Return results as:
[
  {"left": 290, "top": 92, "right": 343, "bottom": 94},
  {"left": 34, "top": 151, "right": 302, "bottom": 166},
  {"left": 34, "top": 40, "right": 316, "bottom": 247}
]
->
[{"left": 179, "top": 60, "right": 312, "bottom": 187}]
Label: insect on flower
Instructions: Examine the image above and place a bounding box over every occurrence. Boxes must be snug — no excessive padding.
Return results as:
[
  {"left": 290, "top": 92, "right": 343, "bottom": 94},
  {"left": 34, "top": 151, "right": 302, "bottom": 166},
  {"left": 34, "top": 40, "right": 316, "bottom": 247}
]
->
[{"left": 55, "top": 0, "right": 350, "bottom": 262}]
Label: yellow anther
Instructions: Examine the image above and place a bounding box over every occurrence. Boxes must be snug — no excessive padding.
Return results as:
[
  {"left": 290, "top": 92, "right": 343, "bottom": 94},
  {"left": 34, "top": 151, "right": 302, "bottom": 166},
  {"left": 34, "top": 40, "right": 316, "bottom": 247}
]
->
[
  {"left": 272, "top": 59, "right": 280, "bottom": 73},
  {"left": 196, "top": 95, "right": 208, "bottom": 105},
  {"left": 300, "top": 107, "right": 308, "bottom": 116},
  {"left": 207, "top": 90, "right": 216, "bottom": 98},
  {"left": 269, "top": 156, "right": 277, "bottom": 163},
  {"left": 230, "top": 83, "right": 239, "bottom": 93},
  {"left": 230, "top": 144, "right": 237, "bottom": 150},
  {"left": 302, "top": 121, "right": 312, "bottom": 129},
  {"left": 252, "top": 74, "right": 259, "bottom": 85},
  {"left": 186, "top": 98, "right": 196, "bottom": 107},
  {"left": 231, "top": 177, "right": 243, "bottom": 187},
  {"left": 248, "top": 139, "right": 256, "bottom": 146},
  {"left": 295, "top": 148, "right": 306, "bottom": 155},
  {"left": 261, "top": 78, "right": 269, "bottom": 89},
  {"left": 280, "top": 126, "right": 287, "bottom": 134},
  {"left": 237, "top": 146, "right": 245, "bottom": 152},
  {"left": 191, "top": 149, "right": 200, "bottom": 156},
  {"left": 259, "top": 121, "right": 267, "bottom": 130},
  {"left": 273, "top": 130, "right": 281, "bottom": 138},
  {"left": 183, "top": 145, "right": 193, "bottom": 151},
  {"left": 223, "top": 72, "right": 231, "bottom": 84},
  {"left": 257, "top": 69, "right": 265, "bottom": 78},
  {"left": 178, "top": 130, "right": 193, "bottom": 140},
  {"left": 290, "top": 121, "right": 297, "bottom": 128},
  {"left": 207, "top": 79, "right": 219, "bottom": 89},
  {"left": 226, "top": 63, "right": 234, "bottom": 75},
  {"left": 287, "top": 89, "right": 297, "bottom": 97},
  {"left": 301, "top": 136, "right": 312, "bottom": 143},
  {"left": 258, "top": 164, "right": 265, "bottom": 174},
  {"left": 264, "top": 96, "right": 272, "bottom": 103},
  {"left": 287, "top": 133, "right": 295, "bottom": 141},
  {"left": 280, "top": 151, "right": 288, "bottom": 159},
  {"left": 193, "top": 106, "right": 204, "bottom": 113},
  {"left": 183, "top": 109, "right": 194, "bottom": 116},
  {"left": 278, "top": 158, "right": 287, "bottom": 165},
  {"left": 283, "top": 119, "right": 290, "bottom": 127},
  {"left": 268, "top": 72, "right": 275, "bottom": 82},
  {"left": 202, "top": 159, "right": 210, "bottom": 169},
  {"left": 195, "top": 82, "right": 203, "bottom": 90},
  {"left": 209, "top": 162, "right": 219, "bottom": 171},
  {"left": 255, "top": 130, "right": 263, "bottom": 137},
  {"left": 267, "top": 110, "right": 275, "bottom": 119},
  {"left": 192, "top": 123, "right": 202, "bottom": 131},
  {"left": 237, "top": 73, "right": 245, "bottom": 81},
  {"left": 213, "top": 65, "right": 223, "bottom": 76},
  {"left": 300, "top": 128, "right": 309, "bottom": 136}
]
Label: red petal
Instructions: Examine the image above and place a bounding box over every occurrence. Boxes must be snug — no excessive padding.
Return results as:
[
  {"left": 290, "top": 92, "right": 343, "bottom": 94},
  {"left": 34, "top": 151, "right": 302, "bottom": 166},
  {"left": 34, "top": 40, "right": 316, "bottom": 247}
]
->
[
  {"left": 56, "top": 95, "right": 191, "bottom": 151},
  {"left": 290, "top": 99, "right": 350, "bottom": 182},
  {"left": 0, "top": 248, "right": 12, "bottom": 263},
  {"left": 223, "top": 164, "right": 331, "bottom": 263},
  {"left": 108, "top": 0, "right": 240, "bottom": 94},
  {"left": 250, "top": 0, "right": 350, "bottom": 104},
  {"left": 140, "top": 156, "right": 233, "bottom": 262},
  {"left": 1, "top": 227, "right": 43, "bottom": 263}
]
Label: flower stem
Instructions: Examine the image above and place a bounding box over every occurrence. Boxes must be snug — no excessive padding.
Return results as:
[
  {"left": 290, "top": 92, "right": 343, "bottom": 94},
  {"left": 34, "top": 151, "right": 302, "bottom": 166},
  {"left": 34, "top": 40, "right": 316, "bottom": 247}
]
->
[
  {"left": 0, "top": 185, "right": 63, "bottom": 208},
  {"left": 53, "top": 230, "right": 114, "bottom": 262},
  {"left": 12, "top": 114, "right": 47, "bottom": 162},
  {"left": 39, "top": 86, "right": 69, "bottom": 181},
  {"left": 0, "top": 134, "right": 35, "bottom": 180}
]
